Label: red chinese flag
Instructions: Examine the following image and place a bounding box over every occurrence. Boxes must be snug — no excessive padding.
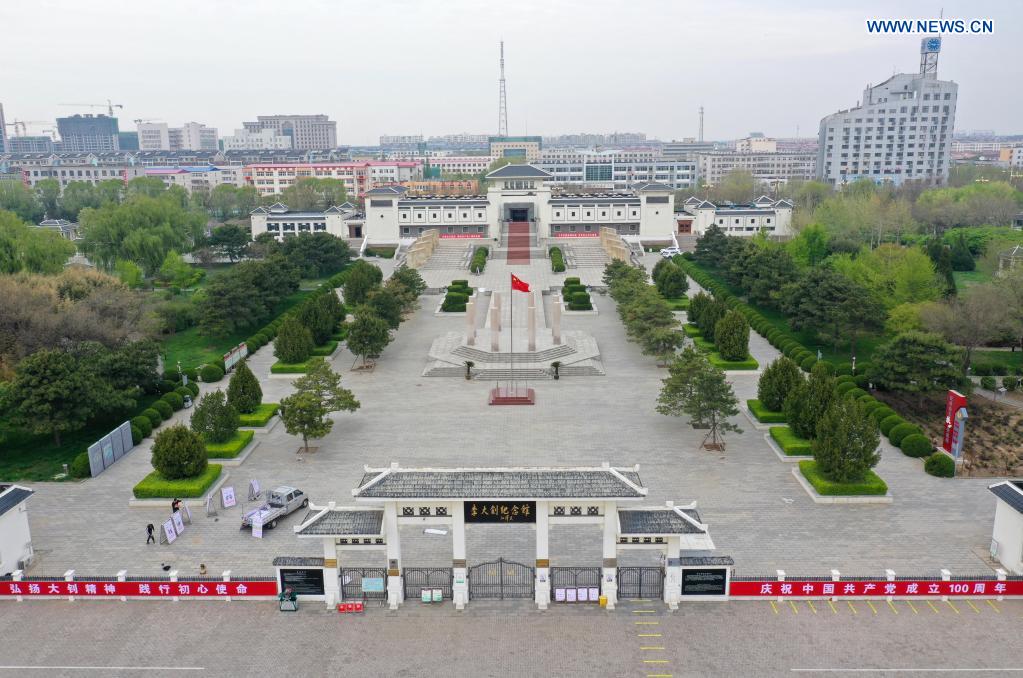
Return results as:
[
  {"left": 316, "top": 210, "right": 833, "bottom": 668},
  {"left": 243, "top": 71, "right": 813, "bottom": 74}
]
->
[{"left": 511, "top": 274, "right": 530, "bottom": 292}]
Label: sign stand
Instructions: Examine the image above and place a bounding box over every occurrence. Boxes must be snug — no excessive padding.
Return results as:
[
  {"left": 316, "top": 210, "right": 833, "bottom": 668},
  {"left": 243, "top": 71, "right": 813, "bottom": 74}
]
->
[
  {"left": 206, "top": 495, "right": 217, "bottom": 517},
  {"left": 248, "top": 480, "right": 261, "bottom": 502},
  {"left": 221, "top": 486, "right": 236, "bottom": 509}
]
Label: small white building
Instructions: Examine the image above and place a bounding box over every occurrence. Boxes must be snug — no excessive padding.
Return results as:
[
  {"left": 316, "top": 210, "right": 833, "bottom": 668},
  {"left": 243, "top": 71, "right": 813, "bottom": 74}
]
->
[
  {"left": 37, "top": 218, "right": 80, "bottom": 240},
  {"left": 0, "top": 484, "right": 35, "bottom": 576},
  {"left": 989, "top": 480, "right": 1023, "bottom": 575},
  {"left": 676, "top": 195, "right": 794, "bottom": 238},
  {"left": 250, "top": 202, "right": 364, "bottom": 241}
]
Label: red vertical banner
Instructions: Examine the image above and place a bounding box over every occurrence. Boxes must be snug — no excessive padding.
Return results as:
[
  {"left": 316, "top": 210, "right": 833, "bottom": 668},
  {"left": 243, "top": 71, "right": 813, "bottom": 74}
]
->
[{"left": 942, "top": 390, "right": 967, "bottom": 454}]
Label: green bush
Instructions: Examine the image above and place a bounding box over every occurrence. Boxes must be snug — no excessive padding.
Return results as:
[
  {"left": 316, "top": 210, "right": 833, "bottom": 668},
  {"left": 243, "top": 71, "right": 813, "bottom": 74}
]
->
[
  {"left": 451, "top": 279, "right": 469, "bottom": 287},
  {"left": 162, "top": 392, "right": 184, "bottom": 411},
  {"left": 131, "top": 424, "right": 143, "bottom": 445},
  {"left": 888, "top": 422, "right": 922, "bottom": 446},
  {"left": 924, "top": 452, "right": 955, "bottom": 477},
  {"left": 972, "top": 363, "right": 991, "bottom": 376},
  {"left": 708, "top": 353, "right": 758, "bottom": 370},
  {"left": 815, "top": 360, "right": 835, "bottom": 376},
  {"left": 311, "top": 340, "right": 339, "bottom": 356},
  {"left": 835, "top": 381, "right": 856, "bottom": 396},
  {"left": 747, "top": 399, "right": 786, "bottom": 423},
  {"left": 834, "top": 362, "right": 853, "bottom": 376},
  {"left": 980, "top": 376, "right": 997, "bottom": 390},
  {"left": 157, "top": 380, "right": 177, "bottom": 394},
  {"left": 860, "top": 398, "right": 883, "bottom": 414},
  {"left": 69, "top": 452, "right": 91, "bottom": 478},
  {"left": 714, "top": 310, "right": 750, "bottom": 362},
  {"left": 132, "top": 464, "right": 223, "bottom": 499},
  {"left": 152, "top": 399, "right": 173, "bottom": 420},
  {"left": 756, "top": 357, "right": 803, "bottom": 412},
  {"left": 270, "top": 361, "right": 310, "bottom": 374},
  {"left": 853, "top": 374, "right": 870, "bottom": 388},
  {"left": 799, "top": 461, "right": 888, "bottom": 496},
  {"left": 870, "top": 407, "right": 896, "bottom": 423},
  {"left": 205, "top": 430, "right": 254, "bottom": 459},
  {"left": 568, "top": 291, "right": 592, "bottom": 310},
  {"left": 879, "top": 414, "right": 905, "bottom": 436},
  {"left": 1003, "top": 376, "right": 1017, "bottom": 391},
  {"left": 564, "top": 277, "right": 581, "bottom": 287},
  {"left": 186, "top": 382, "right": 200, "bottom": 397},
  {"left": 845, "top": 387, "right": 867, "bottom": 400},
  {"left": 550, "top": 247, "right": 566, "bottom": 272},
  {"left": 770, "top": 426, "right": 812, "bottom": 456},
  {"left": 238, "top": 403, "right": 279, "bottom": 427},
  {"left": 200, "top": 364, "right": 225, "bottom": 382},
  {"left": 835, "top": 375, "right": 856, "bottom": 386},
  {"left": 800, "top": 355, "right": 817, "bottom": 371},
  {"left": 900, "top": 433, "right": 934, "bottom": 458},
  {"left": 174, "top": 386, "right": 191, "bottom": 398},
  {"left": 151, "top": 424, "right": 208, "bottom": 480},
  {"left": 563, "top": 284, "right": 586, "bottom": 298},
  {"left": 441, "top": 293, "right": 468, "bottom": 312},
  {"left": 132, "top": 415, "right": 153, "bottom": 438},
  {"left": 469, "top": 247, "right": 488, "bottom": 273}
]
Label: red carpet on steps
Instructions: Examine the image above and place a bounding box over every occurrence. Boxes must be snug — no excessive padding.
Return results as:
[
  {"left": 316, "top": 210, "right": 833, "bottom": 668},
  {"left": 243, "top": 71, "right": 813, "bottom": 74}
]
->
[{"left": 506, "top": 221, "right": 531, "bottom": 264}]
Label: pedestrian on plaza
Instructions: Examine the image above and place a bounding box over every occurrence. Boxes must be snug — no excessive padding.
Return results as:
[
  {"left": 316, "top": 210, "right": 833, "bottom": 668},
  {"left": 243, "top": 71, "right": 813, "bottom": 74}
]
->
[
  {"left": 172, "top": 498, "right": 181, "bottom": 513},
  {"left": 146, "top": 523, "right": 155, "bottom": 544}
]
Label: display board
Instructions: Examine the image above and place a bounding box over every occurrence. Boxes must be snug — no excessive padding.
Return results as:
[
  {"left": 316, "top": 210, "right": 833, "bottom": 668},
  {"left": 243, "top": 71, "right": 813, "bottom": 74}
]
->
[
  {"left": 681, "top": 568, "right": 728, "bottom": 596},
  {"left": 278, "top": 568, "right": 325, "bottom": 596},
  {"left": 464, "top": 501, "right": 536, "bottom": 523}
]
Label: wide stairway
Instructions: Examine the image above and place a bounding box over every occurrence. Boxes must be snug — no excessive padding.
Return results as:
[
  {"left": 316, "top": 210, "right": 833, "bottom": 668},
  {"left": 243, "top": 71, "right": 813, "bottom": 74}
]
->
[
  {"left": 506, "top": 221, "right": 531, "bottom": 265},
  {"left": 421, "top": 242, "right": 473, "bottom": 270},
  {"left": 564, "top": 242, "right": 609, "bottom": 268}
]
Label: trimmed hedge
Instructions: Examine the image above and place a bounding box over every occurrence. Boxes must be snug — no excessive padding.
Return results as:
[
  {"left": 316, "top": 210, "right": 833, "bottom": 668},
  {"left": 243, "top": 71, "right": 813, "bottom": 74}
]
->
[
  {"left": 925, "top": 452, "right": 955, "bottom": 477},
  {"left": 770, "top": 426, "right": 812, "bottom": 456},
  {"left": 162, "top": 392, "right": 184, "bottom": 411},
  {"left": 799, "top": 461, "right": 888, "bottom": 496},
  {"left": 469, "top": 247, "right": 488, "bottom": 273},
  {"left": 870, "top": 407, "right": 896, "bottom": 423},
  {"left": 708, "top": 353, "right": 758, "bottom": 370},
  {"left": 132, "top": 415, "right": 153, "bottom": 438},
  {"left": 131, "top": 424, "right": 143, "bottom": 445},
  {"left": 238, "top": 403, "right": 280, "bottom": 427},
  {"left": 835, "top": 381, "right": 856, "bottom": 396},
  {"left": 835, "top": 375, "right": 856, "bottom": 386},
  {"left": 800, "top": 355, "right": 817, "bottom": 371},
  {"left": 200, "top": 364, "right": 225, "bottom": 382},
  {"left": 186, "top": 382, "right": 200, "bottom": 397},
  {"left": 845, "top": 387, "right": 867, "bottom": 400},
  {"left": 152, "top": 399, "right": 173, "bottom": 420},
  {"left": 568, "top": 291, "right": 592, "bottom": 311},
  {"left": 747, "top": 399, "right": 786, "bottom": 424},
  {"left": 271, "top": 361, "right": 310, "bottom": 374},
  {"left": 899, "top": 433, "right": 934, "bottom": 458},
  {"left": 205, "top": 430, "right": 254, "bottom": 459},
  {"left": 980, "top": 376, "right": 996, "bottom": 390},
  {"left": 879, "top": 414, "right": 905, "bottom": 436},
  {"left": 132, "top": 464, "right": 223, "bottom": 499},
  {"left": 682, "top": 324, "right": 702, "bottom": 338},
  {"left": 888, "top": 422, "right": 923, "bottom": 446},
  {"left": 550, "top": 247, "right": 566, "bottom": 272},
  {"left": 311, "top": 340, "right": 339, "bottom": 357}
]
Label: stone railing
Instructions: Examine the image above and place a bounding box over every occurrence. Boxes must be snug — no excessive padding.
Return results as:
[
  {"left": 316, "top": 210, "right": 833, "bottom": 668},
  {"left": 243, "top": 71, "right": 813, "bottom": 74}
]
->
[
  {"left": 403, "top": 229, "right": 440, "bottom": 269},
  {"left": 600, "top": 227, "right": 631, "bottom": 262}
]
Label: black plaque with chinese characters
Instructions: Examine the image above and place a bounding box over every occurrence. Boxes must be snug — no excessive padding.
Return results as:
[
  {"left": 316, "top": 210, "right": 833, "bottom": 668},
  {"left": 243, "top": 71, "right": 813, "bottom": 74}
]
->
[
  {"left": 680, "top": 568, "right": 728, "bottom": 596},
  {"left": 278, "top": 568, "right": 325, "bottom": 596},
  {"left": 464, "top": 501, "right": 537, "bottom": 523}
]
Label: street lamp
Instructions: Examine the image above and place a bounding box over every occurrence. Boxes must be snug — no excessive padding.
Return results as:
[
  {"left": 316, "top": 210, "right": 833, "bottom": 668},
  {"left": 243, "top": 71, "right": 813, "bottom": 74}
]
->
[{"left": 851, "top": 355, "right": 857, "bottom": 374}]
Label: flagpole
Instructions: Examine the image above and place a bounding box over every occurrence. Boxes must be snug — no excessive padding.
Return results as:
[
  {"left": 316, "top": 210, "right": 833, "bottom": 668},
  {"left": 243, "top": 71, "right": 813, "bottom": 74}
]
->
[{"left": 509, "top": 273, "right": 514, "bottom": 397}]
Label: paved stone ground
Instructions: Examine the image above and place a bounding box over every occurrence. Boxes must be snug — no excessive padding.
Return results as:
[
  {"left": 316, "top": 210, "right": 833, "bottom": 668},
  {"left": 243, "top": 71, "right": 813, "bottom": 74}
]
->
[
  {"left": 18, "top": 253, "right": 1006, "bottom": 581},
  {"left": 1, "top": 598, "right": 1020, "bottom": 677}
]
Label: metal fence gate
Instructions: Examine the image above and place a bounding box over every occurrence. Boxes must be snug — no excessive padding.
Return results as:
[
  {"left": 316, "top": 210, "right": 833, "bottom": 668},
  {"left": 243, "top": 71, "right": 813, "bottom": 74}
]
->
[
  {"left": 550, "top": 566, "right": 602, "bottom": 603},
  {"left": 340, "top": 567, "right": 387, "bottom": 600},
  {"left": 468, "top": 558, "right": 534, "bottom": 600},
  {"left": 403, "top": 567, "right": 453, "bottom": 600},
  {"left": 617, "top": 567, "right": 664, "bottom": 599}
]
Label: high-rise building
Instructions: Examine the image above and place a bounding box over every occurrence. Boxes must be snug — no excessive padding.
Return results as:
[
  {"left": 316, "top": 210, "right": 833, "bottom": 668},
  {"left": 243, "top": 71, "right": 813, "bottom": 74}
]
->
[
  {"left": 56, "top": 114, "right": 120, "bottom": 152},
  {"left": 0, "top": 103, "right": 7, "bottom": 154},
  {"left": 7, "top": 136, "right": 55, "bottom": 153},
  {"left": 138, "top": 122, "right": 218, "bottom": 151},
  {"left": 220, "top": 128, "right": 294, "bottom": 151},
  {"left": 117, "top": 131, "right": 139, "bottom": 151},
  {"left": 242, "top": 115, "right": 337, "bottom": 150},
  {"left": 816, "top": 39, "right": 957, "bottom": 186}
]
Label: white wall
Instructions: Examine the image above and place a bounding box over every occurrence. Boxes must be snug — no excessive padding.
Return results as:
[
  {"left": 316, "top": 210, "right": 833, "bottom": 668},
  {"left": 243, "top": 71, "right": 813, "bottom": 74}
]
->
[
  {"left": 992, "top": 501, "right": 1023, "bottom": 575},
  {"left": 0, "top": 502, "right": 33, "bottom": 575}
]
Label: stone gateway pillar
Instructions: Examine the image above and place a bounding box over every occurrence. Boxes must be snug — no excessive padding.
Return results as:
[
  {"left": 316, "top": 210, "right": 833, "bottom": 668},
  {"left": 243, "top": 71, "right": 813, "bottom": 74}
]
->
[
  {"left": 601, "top": 503, "right": 618, "bottom": 610},
  {"left": 490, "top": 306, "right": 501, "bottom": 352},
  {"left": 551, "top": 293, "right": 562, "bottom": 345},
  {"left": 383, "top": 503, "right": 404, "bottom": 610},
  {"left": 527, "top": 292, "right": 537, "bottom": 352},
  {"left": 535, "top": 500, "right": 551, "bottom": 610},
  {"left": 452, "top": 502, "right": 469, "bottom": 610},
  {"left": 663, "top": 535, "right": 682, "bottom": 610},
  {"left": 465, "top": 297, "right": 476, "bottom": 346}
]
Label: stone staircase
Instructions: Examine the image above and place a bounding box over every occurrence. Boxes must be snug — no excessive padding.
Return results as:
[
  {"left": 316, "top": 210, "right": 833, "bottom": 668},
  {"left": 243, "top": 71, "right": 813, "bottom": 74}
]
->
[
  {"left": 506, "top": 222, "right": 532, "bottom": 264},
  {"left": 421, "top": 243, "right": 473, "bottom": 270},
  {"left": 565, "top": 243, "right": 609, "bottom": 269},
  {"left": 452, "top": 343, "right": 576, "bottom": 364}
]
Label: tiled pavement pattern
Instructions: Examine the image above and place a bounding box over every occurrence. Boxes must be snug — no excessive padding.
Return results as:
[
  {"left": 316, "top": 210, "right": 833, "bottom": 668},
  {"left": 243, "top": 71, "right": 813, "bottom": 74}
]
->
[
  {"left": 18, "top": 252, "right": 1004, "bottom": 580},
  {"left": 1, "top": 599, "right": 1021, "bottom": 678}
]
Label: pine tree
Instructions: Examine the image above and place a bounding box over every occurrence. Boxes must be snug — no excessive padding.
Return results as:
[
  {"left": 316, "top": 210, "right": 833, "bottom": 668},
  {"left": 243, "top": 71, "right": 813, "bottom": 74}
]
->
[
  {"left": 152, "top": 424, "right": 208, "bottom": 479},
  {"left": 293, "top": 358, "right": 360, "bottom": 414},
  {"left": 714, "top": 310, "right": 750, "bottom": 361},
  {"left": 657, "top": 348, "right": 741, "bottom": 450},
  {"left": 655, "top": 264, "right": 688, "bottom": 299},
  {"left": 226, "top": 360, "right": 262, "bottom": 414},
  {"left": 784, "top": 362, "right": 835, "bottom": 439},
  {"left": 867, "top": 331, "right": 963, "bottom": 407},
  {"left": 812, "top": 398, "right": 881, "bottom": 483},
  {"left": 274, "top": 314, "right": 315, "bottom": 364},
  {"left": 757, "top": 356, "right": 803, "bottom": 412},
  {"left": 189, "top": 390, "right": 239, "bottom": 444}
]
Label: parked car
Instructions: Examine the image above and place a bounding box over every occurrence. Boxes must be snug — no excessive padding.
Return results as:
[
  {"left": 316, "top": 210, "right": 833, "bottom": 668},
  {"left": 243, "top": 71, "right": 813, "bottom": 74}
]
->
[
  {"left": 660, "top": 246, "right": 681, "bottom": 258},
  {"left": 241, "top": 486, "right": 308, "bottom": 530}
]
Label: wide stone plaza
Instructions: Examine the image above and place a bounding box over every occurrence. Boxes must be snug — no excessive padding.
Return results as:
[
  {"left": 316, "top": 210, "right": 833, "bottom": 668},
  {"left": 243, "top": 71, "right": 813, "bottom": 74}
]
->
[{"left": 15, "top": 246, "right": 1003, "bottom": 585}]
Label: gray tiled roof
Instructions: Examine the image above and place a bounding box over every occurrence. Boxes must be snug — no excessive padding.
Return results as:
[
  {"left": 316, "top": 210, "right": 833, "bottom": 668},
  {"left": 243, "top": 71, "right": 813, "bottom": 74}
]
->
[
  {"left": 618, "top": 508, "right": 704, "bottom": 534},
  {"left": 296, "top": 509, "right": 383, "bottom": 536},
  {"left": 679, "top": 556, "right": 733, "bottom": 566},
  {"left": 485, "top": 164, "right": 552, "bottom": 179},
  {"left": 0, "top": 485, "right": 33, "bottom": 519},
  {"left": 990, "top": 481, "right": 1023, "bottom": 514},
  {"left": 633, "top": 182, "right": 673, "bottom": 192},
  {"left": 356, "top": 469, "right": 645, "bottom": 499},
  {"left": 272, "top": 556, "right": 325, "bottom": 567}
]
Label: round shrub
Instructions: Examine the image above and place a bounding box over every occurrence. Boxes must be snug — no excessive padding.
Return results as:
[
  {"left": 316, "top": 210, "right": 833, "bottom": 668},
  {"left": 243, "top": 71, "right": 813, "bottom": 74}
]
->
[
  {"left": 162, "top": 391, "right": 184, "bottom": 411},
  {"left": 799, "top": 355, "right": 817, "bottom": 371},
  {"left": 879, "top": 414, "right": 905, "bottom": 436},
  {"left": 783, "top": 344, "right": 801, "bottom": 358},
  {"left": 1003, "top": 376, "right": 1017, "bottom": 391},
  {"left": 888, "top": 422, "right": 922, "bottom": 446},
  {"left": 215, "top": 359, "right": 227, "bottom": 373},
  {"left": 991, "top": 363, "right": 1010, "bottom": 376},
  {"left": 200, "top": 364, "right": 225, "bottom": 383},
  {"left": 157, "top": 380, "right": 177, "bottom": 394},
  {"left": 853, "top": 374, "right": 870, "bottom": 388},
  {"left": 175, "top": 386, "right": 191, "bottom": 398},
  {"left": 187, "top": 382, "right": 200, "bottom": 397},
  {"left": 69, "top": 452, "right": 91, "bottom": 478},
  {"left": 845, "top": 387, "right": 867, "bottom": 400},
  {"left": 835, "top": 381, "right": 856, "bottom": 396},
  {"left": 182, "top": 367, "right": 198, "bottom": 381},
  {"left": 143, "top": 407, "right": 163, "bottom": 428},
  {"left": 151, "top": 424, "right": 208, "bottom": 480},
  {"left": 861, "top": 399, "right": 884, "bottom": 415},
  {"left": 132, "top": 415, "right": 153, "bottom": 438},
  {"left": 925, "top": 452, "right": 955, "bottom": 477},
  {"left": 815, "top": 360, "right": 835, "bottom": 376},
  {"left": 980, "top": 376, "right": 996, "bottom": 390},
  {"left": 153, "top": 399, "right": 173, "bottom": 420},
  {"left": 131, "top": 424, "right": 143, "bottom": 445},
  {"left": 835, "top": 375, "right": 855, "bottom": 386},
  {"left": 900, "top": 433, "right": 934, "bottom": 458},
  {"left": 568, "top": 292, "right": 592, "bottom": 311},
  {"left": 857, "top": 394, "right": 876, "bottom": 405},
  {"left": 871, "top": 407, "right": 896, "bottom": 423},
  {"left": 834, "top": 362, "right": 853, "bottom": 376}
]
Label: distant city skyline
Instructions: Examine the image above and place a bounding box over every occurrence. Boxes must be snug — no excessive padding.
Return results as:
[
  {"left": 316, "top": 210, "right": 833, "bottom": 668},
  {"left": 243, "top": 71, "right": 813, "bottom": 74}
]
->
[{"left": 1, "top": 0, "right": 1020, "bottom": 146}]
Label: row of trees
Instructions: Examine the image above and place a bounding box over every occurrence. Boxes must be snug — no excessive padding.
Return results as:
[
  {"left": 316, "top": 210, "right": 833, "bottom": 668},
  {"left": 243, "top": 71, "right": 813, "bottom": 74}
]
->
[
  {"left": 0, "top": 210, "right": 77, "bottom": 275},
  {"left": 604, "top": 260, "right": 684, "bottom": 364},
  {"left": 342, "top": 263, "right": 426, "bottom": 364},
  {"left": 274, "top": 291, "right": 347, "bottom": 364},
  {"left": 0, "top": 176, "right": 176, "bottom": 224},
  {"left": 195, "top": 255, "right": 301, "bottom": 336},
  {"left": 688, "top": 292, "right": 750, "bottom": 361}
]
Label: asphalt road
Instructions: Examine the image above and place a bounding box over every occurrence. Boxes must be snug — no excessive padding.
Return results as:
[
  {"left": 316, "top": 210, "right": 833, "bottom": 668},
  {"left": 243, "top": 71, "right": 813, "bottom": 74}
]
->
[{"left": 1, "top": 598, "right": 1022, "bottom": 677}]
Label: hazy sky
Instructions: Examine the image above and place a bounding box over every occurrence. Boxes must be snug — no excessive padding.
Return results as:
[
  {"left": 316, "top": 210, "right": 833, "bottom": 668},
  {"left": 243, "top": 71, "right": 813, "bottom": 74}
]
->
[{"left": 2, "top": 0, "right": 1020, "bottom": 144}]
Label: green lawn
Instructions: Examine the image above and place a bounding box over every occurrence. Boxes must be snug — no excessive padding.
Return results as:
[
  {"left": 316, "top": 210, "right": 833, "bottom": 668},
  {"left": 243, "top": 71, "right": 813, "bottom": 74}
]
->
[
  {"left": 747, "top": 399, "right": 786, "bottom": 423},
  {"left": 205, "top": 430, "right": 254, "bottom": 459},
  {"left": 310, "top": 340, "right": 339, "bottom": 356},
  {"left": 769, "top": 426, "right": 812, "bottom": 456},
  {"left": 238, "top": 403, "right": 279, "bottom": 428},
  {"left": 161, "top": 290, "right": 312, "bottom": 369},
  {"left": 972, "top": 350, "right": 1023, "bottom": 372},
  {"left": 132, "top": 464, "right": 223, "bottom": 499},
  {"left": 271, "top": 361, "right": 310, "bottom": 374},
  {"left": 682, "top": 324, "right": 702, "bottom": 338},
  {"left": 663, "top": 296, "right": 689, "bottom": 311},
  {"left": 708, "top": 353, "right": 758, "bottom": 370},
  {"left": 799, "top": 460, "right": 889, "bottom": 496},
  {"left": 953, "top": 270, "right": 992, "bottom": 290}
]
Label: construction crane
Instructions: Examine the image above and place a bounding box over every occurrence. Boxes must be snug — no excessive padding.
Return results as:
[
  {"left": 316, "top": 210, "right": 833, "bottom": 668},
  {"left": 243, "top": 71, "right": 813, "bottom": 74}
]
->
[
  {"left": 58, "top": 99, "right": 124, "bottom": 116},
  {"left": 3, "top": 120, "right": 49, "bottom": 136}
]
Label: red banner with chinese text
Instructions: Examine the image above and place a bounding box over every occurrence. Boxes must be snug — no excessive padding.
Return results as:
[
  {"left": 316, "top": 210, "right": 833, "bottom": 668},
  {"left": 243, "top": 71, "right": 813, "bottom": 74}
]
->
[
  {"left": 0, "top": 580, "right": 277, "bottom": 597},
  {"left": 729, "top": 580, "right": 1023, "bottom": 597},
  {"left": 553, "top": 232, "right": 599, "bottom": 237},
  {"left": 438, "top": 233, "right": 483, "bottom": 238}
]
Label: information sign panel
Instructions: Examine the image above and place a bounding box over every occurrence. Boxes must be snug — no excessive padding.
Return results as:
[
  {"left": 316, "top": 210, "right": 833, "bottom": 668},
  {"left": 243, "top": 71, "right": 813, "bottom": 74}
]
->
[
  {"left": 681, "top": 568, "right": 728, "bottom": 596},
  {"left": 463, "top": 501, "right": 536, "bottom": 523},
  {"left": 278, "top": 568, "right": 325, "bottom": 596}
]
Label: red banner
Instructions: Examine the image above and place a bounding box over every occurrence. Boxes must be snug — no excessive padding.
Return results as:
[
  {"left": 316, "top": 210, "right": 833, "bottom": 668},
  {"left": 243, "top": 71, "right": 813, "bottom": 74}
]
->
[
  {"left": 729, "top": 580, "right": 1022, "bottom": 597},
  {"left": 553, "top": 232, "right": 599, "bottom": 237},
  {"left": 943, "top": 390, "right": 967, "bottom": 453},
  {"left": 439, "top": 233, "right": 483, "bottom": 239},
  {"left": 0, "top": 580, "right": 277, "bottom": 597}
]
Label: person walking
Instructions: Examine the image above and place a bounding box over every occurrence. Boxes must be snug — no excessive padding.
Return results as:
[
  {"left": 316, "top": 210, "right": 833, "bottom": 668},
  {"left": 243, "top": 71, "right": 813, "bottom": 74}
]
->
[{"left": 146, "top": 523, "right": 156, "bottom": 544}]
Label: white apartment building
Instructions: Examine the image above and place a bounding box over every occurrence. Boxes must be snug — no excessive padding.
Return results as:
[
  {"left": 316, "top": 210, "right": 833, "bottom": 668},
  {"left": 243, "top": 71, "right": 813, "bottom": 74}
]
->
[
  {"left": 735, "top": 137, "right": 778, "bottom": 153},
  {"left": 380, "top": 135, "right": 424, "bottom": 146},
  {"left": 676, "top": 196, "right": 794, "bottom": 237},
  {"left": 138, "top": 122, "right": 218, "bottom": 151},
  {"left": 144, "top": 166, "right": 248, "bottom": 193},
  {"left": 247, "top": 161, "right": 421, "bottom": 198},
  {"left": 817, "top": 40, "right": 957, "bottom": 186},
  {"left": 425, "top": 156, "right": 496, "bottom": 175},
  {"left": 243, "top": 115, "right": 337, "bottom": 151},
  {"left": 695, "top": 151, "right": 816, "bottom": 188},
  {"left": 536, "top": 149, "right": 696, "bottom": 190},
  {"left": 250, "top": 202, "right": 364, "bottom": 241},
  {"left": 21, "top": 162, "right": 145, "bottom": 189}
]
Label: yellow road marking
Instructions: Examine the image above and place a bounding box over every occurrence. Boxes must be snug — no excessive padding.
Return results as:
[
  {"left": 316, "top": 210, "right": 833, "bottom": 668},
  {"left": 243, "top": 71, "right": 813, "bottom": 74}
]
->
[
  {"left": 926, "top": 600, "right": 940, "bottom": 614},
  {"left": 965, "top": 600, "right": 981, "bottom": 614},
  {"left": 807, "top": 600, "right": 817, "bottom": 614},
  {"left": 946, "top": 600, "right": 960, "bottom": 614},
  {"left": 828, "top": 600, "right": 837, "bottom": 614},
  {"left": 887, "top": 600, "right": 899, "bottom": 615},
  {"left": 770, "top": 601, "right": 779, "bottom": 615},
  {"left": 635, "top": 621, "right": 659, "bottom": 625},
  {"left": 637, "top": 634, "right": 662, "bottom": 637},
  {"left": 641, "top": 647, "right": 666, "bottom": 650},
  {"left": 789, "top": 600, "right": 799, "bottom": 614},
  {"left": 906, "top": 600, "right": 918, "bottom": 614},
  {"left": 987, "top": 600, "right": 1001, "bottom": 613},
  {"left": 633, "top": 610, "right": 657, "bottom": 614},
  {"left": 643, "top": 659, "right": 669, "bottom": 664},
  {"left": 846, "top": 601, "right": 858, "bottom": 615},
  {"left": 647, "top": 674, "right": 674, "bottom": 677},
  {"left": 866, "top": 600, "right": 878, "bottom": 615}
]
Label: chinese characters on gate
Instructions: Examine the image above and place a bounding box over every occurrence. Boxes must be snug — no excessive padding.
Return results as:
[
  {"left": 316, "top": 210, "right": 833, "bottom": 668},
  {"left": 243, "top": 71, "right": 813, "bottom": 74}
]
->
[
  {"left": 463, "top": 501, "right": 537, "bottom": 523},
  {"left": 728, "top": 579, "right": 1016, "bottom": 597},
  {"left": 0, "top": 580, "right": 277, "bottom": 597}
]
